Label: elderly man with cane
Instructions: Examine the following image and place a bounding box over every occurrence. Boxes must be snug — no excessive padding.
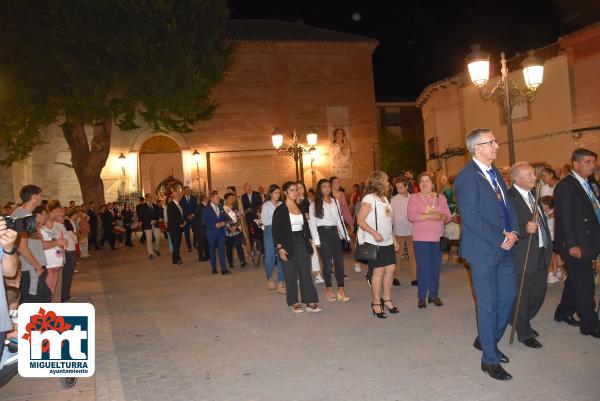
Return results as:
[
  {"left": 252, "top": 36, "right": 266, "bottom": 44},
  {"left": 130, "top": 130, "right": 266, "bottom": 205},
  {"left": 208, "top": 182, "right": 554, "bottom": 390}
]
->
[{"left": 507, "top": 162, "right": 552, "bottom": 348}]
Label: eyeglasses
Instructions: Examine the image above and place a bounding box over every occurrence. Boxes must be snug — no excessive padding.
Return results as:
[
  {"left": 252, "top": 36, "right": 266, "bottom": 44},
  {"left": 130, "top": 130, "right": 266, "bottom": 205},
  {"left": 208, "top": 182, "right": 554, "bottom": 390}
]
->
[{"left": 476, "top": 139, "right": 498, "bottom": 147}]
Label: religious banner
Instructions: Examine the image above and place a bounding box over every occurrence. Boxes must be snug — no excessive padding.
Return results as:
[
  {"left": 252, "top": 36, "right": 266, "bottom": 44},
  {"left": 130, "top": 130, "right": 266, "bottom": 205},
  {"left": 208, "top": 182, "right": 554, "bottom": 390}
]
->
[{"left": 326, "top": 106, "right": 352, "bottom": 178}]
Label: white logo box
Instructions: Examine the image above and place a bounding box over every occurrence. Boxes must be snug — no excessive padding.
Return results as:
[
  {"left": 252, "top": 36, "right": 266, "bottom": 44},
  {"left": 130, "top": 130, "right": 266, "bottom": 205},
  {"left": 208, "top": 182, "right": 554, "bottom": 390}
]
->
[{"left": 18, "top": 303, "right": 95, "bottom": 377}]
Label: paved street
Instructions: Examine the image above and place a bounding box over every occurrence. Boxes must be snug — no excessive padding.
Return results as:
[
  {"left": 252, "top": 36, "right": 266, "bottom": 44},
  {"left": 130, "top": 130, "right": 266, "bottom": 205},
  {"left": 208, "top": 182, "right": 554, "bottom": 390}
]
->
[{"left": 2, "top": 240, "right": 599, "bottom": 401}]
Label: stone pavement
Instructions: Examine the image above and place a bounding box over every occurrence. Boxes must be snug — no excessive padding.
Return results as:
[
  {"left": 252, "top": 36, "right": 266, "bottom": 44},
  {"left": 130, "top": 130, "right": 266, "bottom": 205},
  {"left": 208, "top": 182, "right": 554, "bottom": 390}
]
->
[{"left": 2, "top": 241, "right": 599, "bottom": 401}]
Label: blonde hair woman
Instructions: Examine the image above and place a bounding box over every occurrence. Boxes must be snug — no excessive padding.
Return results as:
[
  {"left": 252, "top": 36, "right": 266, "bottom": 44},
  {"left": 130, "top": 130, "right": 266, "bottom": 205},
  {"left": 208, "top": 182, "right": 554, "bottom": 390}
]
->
[{"left": 356, "top": 171, "right": 400, "bottom": 318}]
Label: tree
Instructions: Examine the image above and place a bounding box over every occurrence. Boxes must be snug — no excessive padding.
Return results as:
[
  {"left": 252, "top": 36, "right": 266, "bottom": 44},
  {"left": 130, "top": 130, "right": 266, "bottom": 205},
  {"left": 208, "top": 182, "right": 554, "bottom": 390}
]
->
[
  {"left": 378, "top": 129, "right": 426, "bottom": 177},
  {"left": 0, "top": 0, "right": 232, "bottom": 205}
]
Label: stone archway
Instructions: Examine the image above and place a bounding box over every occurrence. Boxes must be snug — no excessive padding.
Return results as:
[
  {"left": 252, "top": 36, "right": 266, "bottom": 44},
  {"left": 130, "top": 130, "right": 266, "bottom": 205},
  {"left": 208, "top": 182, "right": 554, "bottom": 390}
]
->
[{"left": 138, "top": 136, "right": 185, "bottom": 196}]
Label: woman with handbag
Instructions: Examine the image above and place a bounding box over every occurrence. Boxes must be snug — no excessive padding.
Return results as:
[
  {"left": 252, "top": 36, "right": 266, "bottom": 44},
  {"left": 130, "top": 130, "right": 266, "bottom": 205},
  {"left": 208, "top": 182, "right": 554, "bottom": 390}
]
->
[
  {"left": 356, "top": 171, "right": 400, "bottom": 319},
  {"left": 273, "top": 181, "right": 321, "bottom": 314},
  {"left": 407, "top": 172, "right": 451, "bottom": 309},
  {"left": 309, "top": 179, "right": 351, "bottom": 302}
]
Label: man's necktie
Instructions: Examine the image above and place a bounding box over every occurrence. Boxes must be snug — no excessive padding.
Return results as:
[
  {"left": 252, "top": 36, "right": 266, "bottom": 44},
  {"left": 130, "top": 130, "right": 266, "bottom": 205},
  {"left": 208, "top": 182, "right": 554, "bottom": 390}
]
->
[
  {"left": 528, "top": 191, "right": 551, "bottom": 248},
  {"left": 486, "top": 168, "right": 510, "bottom": 232},
  {"left": 583, "top": 181, "right": 600, "bottom": 223}
]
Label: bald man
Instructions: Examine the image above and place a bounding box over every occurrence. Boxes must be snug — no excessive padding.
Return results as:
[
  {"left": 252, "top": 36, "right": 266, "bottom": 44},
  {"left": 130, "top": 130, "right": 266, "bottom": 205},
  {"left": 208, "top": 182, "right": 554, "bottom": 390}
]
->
[{"left": 507, "top": 162, "right": 552, "bottom": 349}]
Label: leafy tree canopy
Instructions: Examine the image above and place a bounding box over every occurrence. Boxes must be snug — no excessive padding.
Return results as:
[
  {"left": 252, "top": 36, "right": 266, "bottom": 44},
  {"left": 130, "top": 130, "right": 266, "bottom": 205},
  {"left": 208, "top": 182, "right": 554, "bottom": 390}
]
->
[
  {"left": 378, "top": 129, "right": 426, "bottom": 178},
  {"left": 0, "top": 0, "right": 233, "bottom": 164}
]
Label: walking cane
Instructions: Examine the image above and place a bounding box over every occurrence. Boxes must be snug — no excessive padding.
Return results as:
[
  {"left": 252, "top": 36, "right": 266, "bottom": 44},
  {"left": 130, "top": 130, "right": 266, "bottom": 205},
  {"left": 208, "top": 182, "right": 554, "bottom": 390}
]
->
[{"left": 509, "top": 177, "right": 543, "bottom": 344}]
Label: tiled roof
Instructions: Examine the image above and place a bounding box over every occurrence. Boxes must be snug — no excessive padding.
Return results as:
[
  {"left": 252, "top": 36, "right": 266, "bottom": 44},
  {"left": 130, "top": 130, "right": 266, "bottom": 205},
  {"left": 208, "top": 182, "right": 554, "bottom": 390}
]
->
[
  {"left": 226, "top": 19, "right": 378, "bottom": 44},
  {"left": 506, "top": 42, "right": 563, "bottom": 71},
  {"left": 415, "top": 75, "right": 461, "bottom": 108}
]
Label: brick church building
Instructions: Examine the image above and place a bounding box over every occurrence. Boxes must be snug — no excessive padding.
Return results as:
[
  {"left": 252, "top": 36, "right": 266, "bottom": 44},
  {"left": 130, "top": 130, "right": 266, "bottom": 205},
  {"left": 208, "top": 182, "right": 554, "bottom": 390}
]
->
[{"left": 0, "top": 20, "right": 380, "bottom": 204}]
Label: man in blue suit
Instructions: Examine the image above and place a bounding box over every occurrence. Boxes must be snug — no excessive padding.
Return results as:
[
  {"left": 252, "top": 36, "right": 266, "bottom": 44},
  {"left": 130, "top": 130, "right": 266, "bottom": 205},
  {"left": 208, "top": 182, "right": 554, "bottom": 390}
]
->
[
  {"left": 180, "top": 186, "right": 197, "bottom": 253},
  {"left": 202, "top": 191, "right": 230, "bottom": 275},
  {"left": 455, "top": 128, "right": 519, "bottom": 381}
]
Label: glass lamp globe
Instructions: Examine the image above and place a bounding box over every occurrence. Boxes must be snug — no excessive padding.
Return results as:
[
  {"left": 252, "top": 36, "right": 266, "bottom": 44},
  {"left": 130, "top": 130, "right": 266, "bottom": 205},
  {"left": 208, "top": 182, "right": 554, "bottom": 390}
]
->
[
  {"left": 522, "top": 51, "right": 544, "bottom": 90},
  {"left": 306, "top": 131, "right": 317, "bottom": 146},
  {"left": 466, "top": 44, "right": 490, "bottom": 87},
  {"left": 271, "top": 128, "right": 283, "bottom": 149}
]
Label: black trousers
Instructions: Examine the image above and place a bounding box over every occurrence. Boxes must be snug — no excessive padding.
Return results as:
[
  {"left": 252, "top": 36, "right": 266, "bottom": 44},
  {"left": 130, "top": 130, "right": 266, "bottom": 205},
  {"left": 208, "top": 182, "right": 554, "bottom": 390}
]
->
[
  {"left": 102, "top": 226, "right": 116, "bottom": 249},
  {"left": 512, "top": 247, "right": 547, "bottom": 341},
  {"left": 317, "top": 227, "right": 345, "bottom": 288},
  {"left": 197, "top": 227, "right": 209, "bottom": 260},
  {"left": 554, "top": 254, "right": 600, "bottom": 333},
  {"left": 226, "top": 234, "right": 246, "bottom": 266},
  {"left": 281, "top": 234, "right": 318, "bottom": 306},
  {"left": 170, "top": 230, "right": 182, "bottom": 264},
  {"left": 61, "top": 251, "right": 77, "bottom": 302},
  {"left": 125, "top": 228, "right": 133, "bottom": 246},
  {"left": 89, "top": 226, "right": 100, "bottom": 250}
]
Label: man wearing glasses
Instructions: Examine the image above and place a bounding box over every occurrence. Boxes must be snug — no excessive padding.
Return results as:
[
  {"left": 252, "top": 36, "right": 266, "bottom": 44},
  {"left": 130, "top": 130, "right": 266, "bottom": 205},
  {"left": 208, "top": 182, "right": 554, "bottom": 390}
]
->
[{"left": 455, "top": 128, "right": 519, "bottom": 381}]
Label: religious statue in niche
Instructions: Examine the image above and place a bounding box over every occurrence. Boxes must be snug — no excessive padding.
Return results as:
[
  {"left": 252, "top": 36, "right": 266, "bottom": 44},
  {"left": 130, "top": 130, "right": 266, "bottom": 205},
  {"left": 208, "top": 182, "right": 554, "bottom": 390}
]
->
[
  {"left": 329, "top": 128, "right": 352, "bottom": 178},
  {"left": 156, "top": 172, "right": 183, "bottom": 202}
]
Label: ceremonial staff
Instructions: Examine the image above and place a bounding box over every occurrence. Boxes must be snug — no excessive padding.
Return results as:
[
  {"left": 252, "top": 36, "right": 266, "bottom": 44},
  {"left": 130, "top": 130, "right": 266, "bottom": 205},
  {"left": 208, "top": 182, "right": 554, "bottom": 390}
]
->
[{"left": 509, "top": 174, "right": 543, "bottom": 344}]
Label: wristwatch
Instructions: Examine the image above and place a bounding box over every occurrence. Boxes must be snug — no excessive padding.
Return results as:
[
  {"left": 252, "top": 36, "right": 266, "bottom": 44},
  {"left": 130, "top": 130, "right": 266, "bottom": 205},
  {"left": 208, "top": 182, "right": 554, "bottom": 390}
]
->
[{"left": 3, "top": 247, "right": 17, "bottom": 255}]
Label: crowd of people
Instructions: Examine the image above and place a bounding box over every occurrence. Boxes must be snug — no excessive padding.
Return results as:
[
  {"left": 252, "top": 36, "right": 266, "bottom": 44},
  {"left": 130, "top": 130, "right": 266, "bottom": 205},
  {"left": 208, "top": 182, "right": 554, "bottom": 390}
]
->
[{"left": 1, "top": 128, "right": 599, "bottom": 382}]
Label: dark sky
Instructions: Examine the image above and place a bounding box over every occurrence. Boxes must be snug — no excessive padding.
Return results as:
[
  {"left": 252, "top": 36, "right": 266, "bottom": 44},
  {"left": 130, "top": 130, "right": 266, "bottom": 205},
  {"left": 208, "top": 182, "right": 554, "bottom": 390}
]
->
[{"left": 228, "top": 0, "right": 599, "bottom": 99}]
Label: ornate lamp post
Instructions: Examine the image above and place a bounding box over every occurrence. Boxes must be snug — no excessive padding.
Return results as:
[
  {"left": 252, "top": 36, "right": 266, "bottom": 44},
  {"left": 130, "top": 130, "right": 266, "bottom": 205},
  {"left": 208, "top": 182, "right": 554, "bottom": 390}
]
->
[
  {"left": 466, "top": 44, "right": 544, "bottom": 165},
  {"left": 271, "top": 128, "right": 317, "bottom": 182},
  {"left": 192, "top": 149, "right": 202, "bottom": 193}
]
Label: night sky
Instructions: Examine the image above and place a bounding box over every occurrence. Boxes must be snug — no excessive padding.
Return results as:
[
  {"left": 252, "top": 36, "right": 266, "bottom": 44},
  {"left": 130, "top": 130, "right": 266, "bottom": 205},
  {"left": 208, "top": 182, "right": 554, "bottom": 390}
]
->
[{"left": 228, "top": 0, "right": 599, "bottom": 99}]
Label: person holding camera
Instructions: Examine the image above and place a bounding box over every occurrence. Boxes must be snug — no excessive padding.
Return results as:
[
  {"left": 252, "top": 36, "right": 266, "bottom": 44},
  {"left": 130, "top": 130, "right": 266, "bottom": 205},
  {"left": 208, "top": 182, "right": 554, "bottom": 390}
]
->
[{"left": 0, "top": 215, "right": 19, "bottom": 357}]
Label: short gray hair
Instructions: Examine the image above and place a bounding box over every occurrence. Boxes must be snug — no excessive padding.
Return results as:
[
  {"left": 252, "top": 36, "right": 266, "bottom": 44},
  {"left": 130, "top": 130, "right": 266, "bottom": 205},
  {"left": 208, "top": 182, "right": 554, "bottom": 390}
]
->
[
  {"left": 510, "top": 161, "right": 531, "bottom": 181},
  {"left": 466, "top": 128, "right": 491, "bottom": 154}
]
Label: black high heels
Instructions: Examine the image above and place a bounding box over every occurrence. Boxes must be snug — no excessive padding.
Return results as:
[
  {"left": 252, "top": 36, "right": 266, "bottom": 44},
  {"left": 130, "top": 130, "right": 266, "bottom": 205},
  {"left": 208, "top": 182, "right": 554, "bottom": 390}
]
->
[
  {"left": 371, "top": 303, "right": 387, "bottom": 319},
  {"left": 381, "top": 298, "right": 399, "bottom": 313}
]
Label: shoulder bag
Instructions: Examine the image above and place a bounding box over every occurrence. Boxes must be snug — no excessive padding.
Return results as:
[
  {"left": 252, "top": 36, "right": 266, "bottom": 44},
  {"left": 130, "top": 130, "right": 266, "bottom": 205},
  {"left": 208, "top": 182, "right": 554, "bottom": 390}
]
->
[{"left": 354, "top": 196, "right": 380, "bottom": 262}]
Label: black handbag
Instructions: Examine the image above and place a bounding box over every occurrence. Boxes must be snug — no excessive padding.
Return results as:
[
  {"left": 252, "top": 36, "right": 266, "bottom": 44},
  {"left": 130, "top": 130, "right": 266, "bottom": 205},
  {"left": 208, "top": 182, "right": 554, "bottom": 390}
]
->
[
  {"left": 333, "top": 197, "right": 352, "bottom": 254},
  {"left": 354, "top": 198, "right": 379, "bottom": 262},
  {"left": 439, "top": 236, "right": 451, "bottom": 252}
]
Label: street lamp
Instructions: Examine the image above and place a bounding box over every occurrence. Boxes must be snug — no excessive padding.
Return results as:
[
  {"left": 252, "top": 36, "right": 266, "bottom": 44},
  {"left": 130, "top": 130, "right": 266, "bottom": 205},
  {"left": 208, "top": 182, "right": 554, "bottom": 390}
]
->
[
  {"left": 271, "top": 128, "right": 317, "bottom": 182},
  {"left": 192, "top": 149, "right": 202, "bottom": 194},
  {"left": 466, "top": 44, "right": 544, "bottom": 165},
  {"left": 117, "top": 153, "right": 127, "bottom": 177}
]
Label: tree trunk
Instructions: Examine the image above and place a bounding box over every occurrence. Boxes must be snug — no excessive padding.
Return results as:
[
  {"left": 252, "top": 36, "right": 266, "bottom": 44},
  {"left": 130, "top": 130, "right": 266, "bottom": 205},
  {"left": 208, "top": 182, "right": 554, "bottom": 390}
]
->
[{"left": 62, "top": 117, "right": 112, "bottom": 207}]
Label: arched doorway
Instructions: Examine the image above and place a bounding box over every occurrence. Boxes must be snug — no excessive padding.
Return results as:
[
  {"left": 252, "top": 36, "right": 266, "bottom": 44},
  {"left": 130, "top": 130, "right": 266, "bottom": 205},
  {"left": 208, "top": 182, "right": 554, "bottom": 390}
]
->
[{"left": 139, "top": 135, "right": 184, "bottom": 197}]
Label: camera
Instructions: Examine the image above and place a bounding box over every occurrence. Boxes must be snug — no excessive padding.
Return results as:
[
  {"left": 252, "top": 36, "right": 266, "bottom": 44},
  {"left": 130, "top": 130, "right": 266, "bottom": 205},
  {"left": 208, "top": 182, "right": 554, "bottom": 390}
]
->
[{"left": 1, "top": 214, "right": 37, "bottom": 234}]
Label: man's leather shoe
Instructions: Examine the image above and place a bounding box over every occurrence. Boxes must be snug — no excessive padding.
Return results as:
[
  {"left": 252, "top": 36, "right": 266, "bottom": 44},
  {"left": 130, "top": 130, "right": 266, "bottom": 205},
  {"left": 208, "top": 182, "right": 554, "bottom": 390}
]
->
[
  {"left": 211, "top": 270, "right": 218, "bottom": 274},
  {"left": 473, "top": 338, "right": 509, "bottom": 363},
  {"left": 581, "top": 328, "right": 600, "bottom": 338},
  {"left": 554, "top": 315, "right": 579, "bottom": 327},
  {"left": 392, "top": 278, "right": 401, "bottom": 286},
  {"left": 532, "top": 329, "right": 539, "bottom": 337},
  {"left": 221, "top": 269, "right": 232, "bottom": 275},
  {"left": 521, "top": 338, "right": 543, "bottom": 348},
  {"left": 481, "top": 363, "right": 512, "bottom": 380}
]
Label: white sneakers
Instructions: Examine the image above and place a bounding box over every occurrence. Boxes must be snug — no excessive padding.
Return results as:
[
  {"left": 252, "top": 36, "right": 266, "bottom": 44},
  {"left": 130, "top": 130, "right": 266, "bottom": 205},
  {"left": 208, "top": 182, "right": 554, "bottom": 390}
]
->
[
  {"left": 314, "top": 274, "right": 324, "bottom": 284},
  {"left": 354, "top": 263, "right": 362, "bottom": 273}
]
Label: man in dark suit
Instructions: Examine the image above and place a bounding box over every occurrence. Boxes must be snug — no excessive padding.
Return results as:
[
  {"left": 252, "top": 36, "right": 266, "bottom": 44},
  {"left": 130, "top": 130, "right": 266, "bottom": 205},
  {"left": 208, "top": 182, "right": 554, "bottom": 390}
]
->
[
  {"left": 193, "top": 194, "right": 210, "bottom": 261},
  {"left": 180, "top": 186, "right": 197, "bottom": 253},
  {"left": 507, "top": 162, "right": 552, "bottom": 348},
  {"left": 101, "top": 203, "right": 117, "bottom": 250},
  {"left": 554, "top": 148, "right": 600, "bottom": 338},
  {"left": 202, "top": 191, "right": 230, "bottom": 274},
  {"left": 136, "top": 194, "right": 163, "bottom": 259},
  {"left": 455, "top": 128, "right": 519, "bottom": 381},
  {"left": 167, "top": 190, "right": 185, "bottom": 265},
  {"left": 242, "top": 183, "right": 263, "bottom": 245},
  {"left": 87, "top": 201, "right": 100, "bottom": 250}
]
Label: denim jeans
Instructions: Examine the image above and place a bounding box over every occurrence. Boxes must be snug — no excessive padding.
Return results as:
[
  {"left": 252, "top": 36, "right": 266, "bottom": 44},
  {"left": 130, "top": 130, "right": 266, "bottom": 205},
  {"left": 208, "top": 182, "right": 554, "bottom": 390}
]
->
[
  {"left": 414, "top": 241, "right": 442, "bottom": 300},
  {"left": 263, "top": 226, "right": 284, "bottom": 283}
]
